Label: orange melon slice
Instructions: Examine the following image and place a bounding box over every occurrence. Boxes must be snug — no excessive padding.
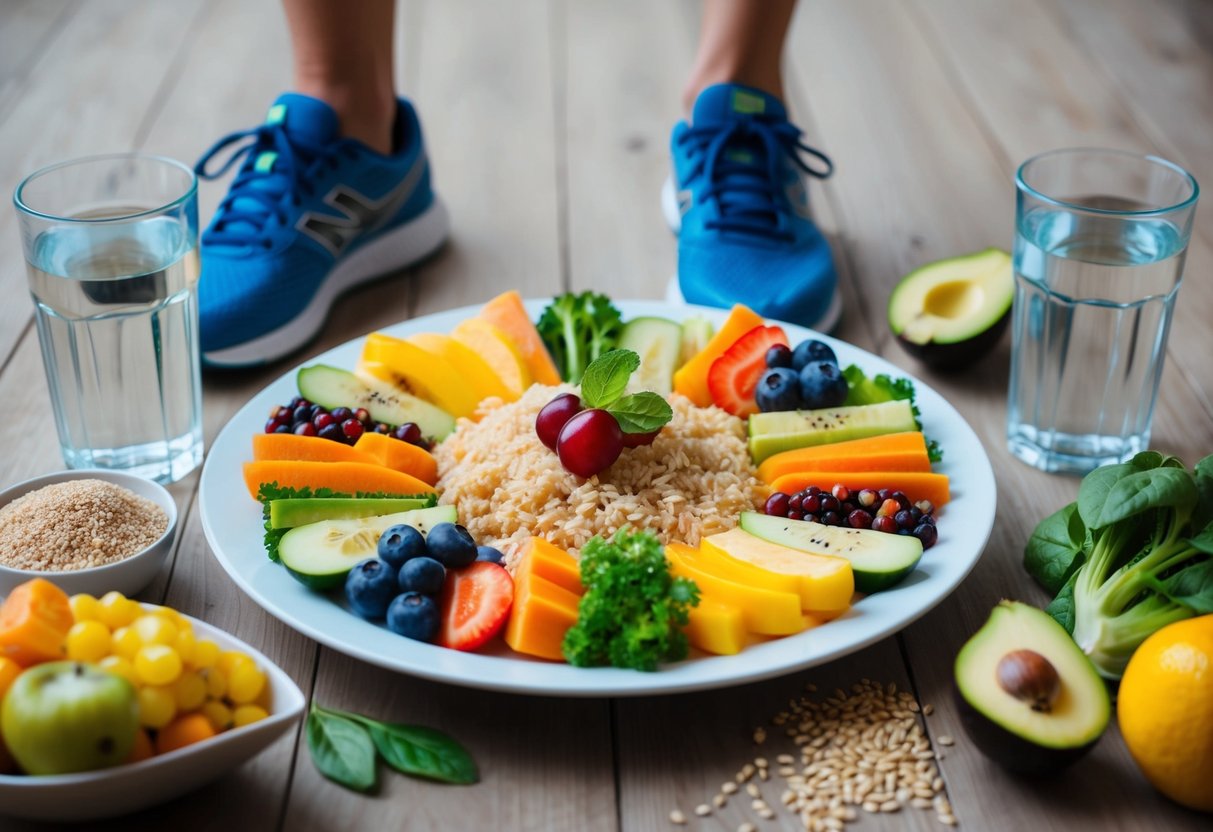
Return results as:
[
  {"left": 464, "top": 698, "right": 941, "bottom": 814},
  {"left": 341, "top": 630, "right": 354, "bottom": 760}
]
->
[
  {"left": 451, "top": 319, "right": 531, "bottom": 398},
  {"left": 352, "top": 432, "right": 438, "bottom": 485},
  {"left": 672, "top": 304, "right": 765, "bottom": 406},
  {"left": 476, "top": 290, "right": 561, "bottom": 385},
  {"left": 242, "top": 460, "right": 436, "bottom": 501}
]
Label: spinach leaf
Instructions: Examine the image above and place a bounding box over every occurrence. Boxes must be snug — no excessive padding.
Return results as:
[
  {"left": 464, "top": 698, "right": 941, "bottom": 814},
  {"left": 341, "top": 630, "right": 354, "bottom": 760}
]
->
[
  {"left": 1187, "top": 526, "right": 1213, "bottom": 556},
  {"left": 1191, "top": 454, "right": 1213, "bottom": 534},
  {"left": 1024, "top": 503, "right": 1087, "bottom": 594},
  {"left": 1148, "top": 557, "right": 1213, "bottom": 615},
  {"left": 1084, "top": 467, "right": 1197, "bottom": 529},
  {"left": 1077, "top": 461, "right": 1133, "bottom": 528},
  {"left": 367, "top": 722, "right": 479, "bottom": 785},
  {"left": 1045, "top": 572, "right": 1079, "bottom": 633},
  {"left": 306, "top": 707, "right": 377, "bottom": 792}
]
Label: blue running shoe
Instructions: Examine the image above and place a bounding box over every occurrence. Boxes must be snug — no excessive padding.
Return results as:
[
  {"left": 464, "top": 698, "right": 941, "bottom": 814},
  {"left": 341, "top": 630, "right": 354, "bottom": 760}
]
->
[
  {"left": 663, "top": 84, "right": 840, "bottom": 331},
  {"left": 194, "top": 93, "right": 448, "bottom": 367}
]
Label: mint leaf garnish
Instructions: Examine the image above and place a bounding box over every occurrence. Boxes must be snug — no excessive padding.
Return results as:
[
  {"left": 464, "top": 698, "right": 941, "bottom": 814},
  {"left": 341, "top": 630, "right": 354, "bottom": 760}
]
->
[
  {"left": 580, "top": 349, "right": 640, "bottom": 409},
  {"left": 607, "top": 392, "right": 673, "bottom": 434}
]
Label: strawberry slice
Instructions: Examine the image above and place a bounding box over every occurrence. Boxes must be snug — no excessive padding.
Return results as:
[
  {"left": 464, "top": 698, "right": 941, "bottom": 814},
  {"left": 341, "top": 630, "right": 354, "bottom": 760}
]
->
[
  {"left": 707, "top": 325, "right": 789, "bottom": 417},
  {"left": 438, "top": 561, "right": 515, "bottom": 651}
]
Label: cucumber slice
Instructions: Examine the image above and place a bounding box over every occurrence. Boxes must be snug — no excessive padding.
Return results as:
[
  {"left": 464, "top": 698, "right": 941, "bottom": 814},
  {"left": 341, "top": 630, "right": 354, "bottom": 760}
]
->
[
  {"left": 296, "top": 364, "right": 455, "bottom": 441},
  {"left": 278, "top": 505, "right": 457, "bottom": 590},
  {"left": 739, "top": 511, "right": 922, "bottom": 593},
  {"left": 269, "top": 497, "right": 433, "bottom": 530},
  {"left": 620, "top": 316, "right": 682, "bottom": 394},
  {"left": 748, "top": 399, "right": 918, "bottom": 463},
  {"left": 679, "top": 316, "right": 715, "bottom": 366}
]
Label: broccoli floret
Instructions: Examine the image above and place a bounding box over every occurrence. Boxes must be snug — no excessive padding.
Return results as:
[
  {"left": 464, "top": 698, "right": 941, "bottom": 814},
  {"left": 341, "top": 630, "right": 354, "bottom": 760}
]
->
[{"left": 537, "top": 292, "right": 624, "bottom": 383}]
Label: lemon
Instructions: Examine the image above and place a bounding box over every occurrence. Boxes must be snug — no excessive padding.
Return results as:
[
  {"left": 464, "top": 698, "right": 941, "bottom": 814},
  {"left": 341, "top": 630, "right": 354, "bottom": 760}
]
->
[{"left": 1118, "top": 614, "right": 1213, "bottom": 812}]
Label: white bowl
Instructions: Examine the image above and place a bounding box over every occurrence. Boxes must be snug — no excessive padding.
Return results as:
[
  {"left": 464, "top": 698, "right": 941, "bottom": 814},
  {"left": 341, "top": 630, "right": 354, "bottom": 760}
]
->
[
  {"left": 0, "top": 607, "right": 306, "bottom": 821},
  {"left": 0, "top": 469, "right": 179, "bottom": 598}
]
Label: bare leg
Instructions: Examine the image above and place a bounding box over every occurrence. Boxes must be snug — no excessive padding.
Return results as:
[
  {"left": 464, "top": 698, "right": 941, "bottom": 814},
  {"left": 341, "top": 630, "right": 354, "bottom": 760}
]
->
[
  {"left": 683, "top": 0, "right": 798, "bottom": 113},
  {"left": 283, "top": 0, "right": 396, "bottom": 153}
]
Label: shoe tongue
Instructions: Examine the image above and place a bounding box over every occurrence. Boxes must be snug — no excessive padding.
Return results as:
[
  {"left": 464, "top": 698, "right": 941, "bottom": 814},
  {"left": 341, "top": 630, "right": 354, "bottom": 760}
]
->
[
  {"left": 691, "top": 84, "right": 787, "bottom": 127},
  {"left": 265, "top": 92, "right": 340, "bottom": 145}
]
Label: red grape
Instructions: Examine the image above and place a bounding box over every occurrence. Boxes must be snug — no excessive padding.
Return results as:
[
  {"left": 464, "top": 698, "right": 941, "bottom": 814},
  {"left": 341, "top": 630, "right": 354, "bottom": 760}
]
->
[
  {"left": 535, "top": 393, "right": 583, "bottom": 450},
  {"left": 764, "top": 492, "right": 790, "bottom": 516},
  {"left": 294, "top": 422, "right": 317, "bottom": 437},
  {"left": 556, "top": 408, "right": 622, "bottom": 477},
  {"left": 341, "top": 418, "right": 364, "bottom": 442},
  {"left": 871, "top": 515, "right": 899, "bottom": 534},
  {"left": 314, "top": 412, "right": 336, "bottom": 430}
]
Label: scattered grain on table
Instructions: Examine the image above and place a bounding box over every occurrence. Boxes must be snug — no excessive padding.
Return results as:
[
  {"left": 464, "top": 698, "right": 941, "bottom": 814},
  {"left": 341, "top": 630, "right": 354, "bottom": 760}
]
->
[
  {"left": 675, "top": 679, "right": 958, "bottom": 829},
  {"left": 0, "top": 479, "right": 167, "bottom": 571}
]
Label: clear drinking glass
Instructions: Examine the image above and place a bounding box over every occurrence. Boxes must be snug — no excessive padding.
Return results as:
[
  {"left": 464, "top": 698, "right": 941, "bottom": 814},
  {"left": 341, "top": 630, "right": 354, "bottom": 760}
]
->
[
  {"left": 14, "top": 154, "right": 203, "bottom": 484},
  {"left": 1007, "top": 148, "right": 1198, "bottom": 475}
]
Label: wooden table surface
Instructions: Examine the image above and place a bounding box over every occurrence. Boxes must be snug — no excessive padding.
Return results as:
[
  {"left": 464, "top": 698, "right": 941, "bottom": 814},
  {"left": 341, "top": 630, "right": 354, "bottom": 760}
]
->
[{"left": 2, "top": 1, "right": 1211, "bottom": 829}]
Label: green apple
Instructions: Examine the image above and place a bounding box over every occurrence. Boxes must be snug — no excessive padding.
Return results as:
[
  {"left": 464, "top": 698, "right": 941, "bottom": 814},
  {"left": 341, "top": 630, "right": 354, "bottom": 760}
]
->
[{"left": 2, "top": 661, "right": 138, "bottom": 775}]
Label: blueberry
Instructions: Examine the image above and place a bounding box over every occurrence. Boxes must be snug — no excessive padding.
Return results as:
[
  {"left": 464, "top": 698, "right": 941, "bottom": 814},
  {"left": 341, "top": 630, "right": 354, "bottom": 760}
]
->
[
  {"left": 386, "top": 592, "right": 440, "bottom": 642},
  {"left": 377, "top": 524, "right": 427, "bottom": 570},
  {"left": 398, "top": 556, "right": 446, "bottom": 595},
  {"left": 798, "top": 360, "right": 849, "bottom": 409},
  {"left": 764, "top": 344, "right": 794, "bottom": 369},
  {"left": 475, "top": 545, "right": 505, "bottom": 564},
  {"left": 425, "top": 523, "right": 477, "bottom": 569},
  {"left": 344, "top": 559, "right": 400, "bottom": 620},
  {"left": 792, "top": 339, "right": 838, "bottom": 370},
  {"left": 754, "top": 367, "right": 803, "bottom": 412}
]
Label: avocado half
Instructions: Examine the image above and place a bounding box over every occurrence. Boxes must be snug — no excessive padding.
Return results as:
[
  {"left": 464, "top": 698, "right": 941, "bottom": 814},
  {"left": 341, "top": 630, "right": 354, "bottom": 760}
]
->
[
  {"left": 954, "top": 601, "right": 1109, "bottom": 776},
  {"left": 888, "top": 248, "right": 1012, "bottom": 370}
]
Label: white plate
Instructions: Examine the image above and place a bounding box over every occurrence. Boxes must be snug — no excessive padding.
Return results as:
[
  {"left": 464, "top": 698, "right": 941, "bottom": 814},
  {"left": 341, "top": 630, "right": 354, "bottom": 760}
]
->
[
  {"left": 199, "top": 300, "right": 995, "bottom": 697},
  {"left": 0, "top": 607, "right": 305, "bottom": 822}
]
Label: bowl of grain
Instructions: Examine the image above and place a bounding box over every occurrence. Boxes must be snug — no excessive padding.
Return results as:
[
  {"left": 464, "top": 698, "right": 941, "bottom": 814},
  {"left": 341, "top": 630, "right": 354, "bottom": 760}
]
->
[{"left": 0, "top": 470, "right": 177, "bottom": 597}]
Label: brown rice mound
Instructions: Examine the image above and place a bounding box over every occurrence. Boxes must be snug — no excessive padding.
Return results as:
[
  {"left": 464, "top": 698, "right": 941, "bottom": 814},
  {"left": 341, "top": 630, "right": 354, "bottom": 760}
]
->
[{"left": 433, "top": 385, "right": 768, "bottom": 565}]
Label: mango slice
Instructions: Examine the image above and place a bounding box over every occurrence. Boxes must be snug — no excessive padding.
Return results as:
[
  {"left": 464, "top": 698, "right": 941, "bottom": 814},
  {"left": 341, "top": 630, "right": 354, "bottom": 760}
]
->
[
  {"left": 702, "top": 528, "right": 854, "bottom": 614},
  {"left": 665, "top": 544, "right": 805, "bottom": 636},
  {"left": 359, "top": 333, "right": 481, "bottom": 417}
]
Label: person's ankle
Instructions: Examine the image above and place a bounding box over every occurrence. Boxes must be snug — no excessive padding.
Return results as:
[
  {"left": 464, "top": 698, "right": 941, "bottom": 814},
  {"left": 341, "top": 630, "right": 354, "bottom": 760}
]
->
[{"left": 294, "top": 79, "right": 396, "bottom": 154}]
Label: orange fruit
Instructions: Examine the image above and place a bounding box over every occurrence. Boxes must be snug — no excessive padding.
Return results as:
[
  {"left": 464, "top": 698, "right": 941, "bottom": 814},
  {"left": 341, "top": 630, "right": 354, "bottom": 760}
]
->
[{"left": 1118, "top": 614, "right": 1213, "bottom": 812}]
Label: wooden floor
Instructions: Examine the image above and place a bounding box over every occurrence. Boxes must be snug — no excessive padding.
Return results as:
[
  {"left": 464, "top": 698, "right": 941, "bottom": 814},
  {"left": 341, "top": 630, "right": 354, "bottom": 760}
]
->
[{"left": 2, "top": 1, "right": 1212, "bottom": 829}]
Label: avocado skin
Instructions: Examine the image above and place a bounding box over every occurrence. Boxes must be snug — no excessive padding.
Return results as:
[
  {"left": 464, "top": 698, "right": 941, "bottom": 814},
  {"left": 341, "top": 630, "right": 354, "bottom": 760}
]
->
[
  {"left": 896, "top": 308, "right": 1010, "bottom": 371},
  {"left": 954, "top": 686, "right": 1100, "bottom": 776}
]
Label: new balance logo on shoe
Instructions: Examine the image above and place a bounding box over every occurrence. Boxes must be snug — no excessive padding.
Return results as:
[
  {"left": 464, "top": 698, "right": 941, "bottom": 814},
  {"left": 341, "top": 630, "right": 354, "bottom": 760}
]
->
[{"left": 297, "top": 153, "right": 427, "bottom": 256}]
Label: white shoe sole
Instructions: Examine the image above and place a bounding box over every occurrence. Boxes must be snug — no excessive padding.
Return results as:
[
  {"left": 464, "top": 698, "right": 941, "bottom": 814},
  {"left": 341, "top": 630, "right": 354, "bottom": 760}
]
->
[
  {"left": 203, "top": 198, "right": 451, "bottom": 368},
  {"left": 661, "top": 176, "right": 842, "bottom": 334}
]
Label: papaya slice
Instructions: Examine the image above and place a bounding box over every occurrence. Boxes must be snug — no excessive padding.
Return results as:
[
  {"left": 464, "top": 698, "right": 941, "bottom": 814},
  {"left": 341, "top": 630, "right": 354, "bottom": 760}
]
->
[
  {"left": 505, "top": 569, "right": 581, "bottom": 661},
  {"left": 757, "top": 432, "right": 931, "bottom": 484},
  {"left": 252, "top": 433, "right": 380, "bottom": 467},
  {"left": 352, "top": 432, "right": 438, "bottom": 485},
  {"left": 242, "top": 460, "right": 436, "bottom": 501},
  {"left": 476, "top": 290, "right": 561, "bottom": 386}
]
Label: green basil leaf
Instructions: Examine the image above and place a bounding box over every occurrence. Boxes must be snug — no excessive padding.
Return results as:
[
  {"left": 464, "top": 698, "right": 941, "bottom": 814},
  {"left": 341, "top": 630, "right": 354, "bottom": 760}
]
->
[
  {"left": 307, "top": 707, "right": 377, "bottom": 792},
  {"left": 1024, "top": 503, "right": 1087, "bottom": 595},
  {"left": 580, "top": 349, "right": 640, "bottom": 409},
  {"left": 607, "top": 392, "right": 674, "bottom": 434},
  {"left": 367, "top": 722, "right": 479, "bottom": 784}
]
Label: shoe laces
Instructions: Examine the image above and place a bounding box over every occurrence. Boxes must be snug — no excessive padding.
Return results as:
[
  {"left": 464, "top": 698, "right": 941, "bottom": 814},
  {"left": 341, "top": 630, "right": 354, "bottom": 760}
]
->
[
  {"left": 678, "top": 116, "right": 833, "bottom": 242},
  {"left": 194, "top": 122, "right": 358, "bottom": 248}
]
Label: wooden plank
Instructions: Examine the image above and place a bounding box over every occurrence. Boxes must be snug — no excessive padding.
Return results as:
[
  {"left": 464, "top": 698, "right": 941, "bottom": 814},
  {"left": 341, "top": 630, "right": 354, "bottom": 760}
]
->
[
  {"left": 563, "top": 0, "right": 683, "bottom": 295},
  {"left": 405, "top": 0, "right": 564, "bottom": 316},
  {"left": 0, "top": 0, "right": 75, "bottom": 112},
  {"left": 776, "top": 1, "right": 1211, "bottom": 829},
  {"left": 279, "top": 2, "right": 616, "bottom": 830},
  {"left": 0, "top": 0, "right": 208, "bottom": 367}
]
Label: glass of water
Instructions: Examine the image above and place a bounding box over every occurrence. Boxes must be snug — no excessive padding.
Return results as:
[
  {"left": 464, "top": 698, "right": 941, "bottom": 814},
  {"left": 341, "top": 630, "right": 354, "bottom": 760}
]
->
[
  {"left": 14, "top": 154, "right": 203, "bottom": 484},
  {"left": 1007, "top": 148, "right": 1198, "bottom": 475}
]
